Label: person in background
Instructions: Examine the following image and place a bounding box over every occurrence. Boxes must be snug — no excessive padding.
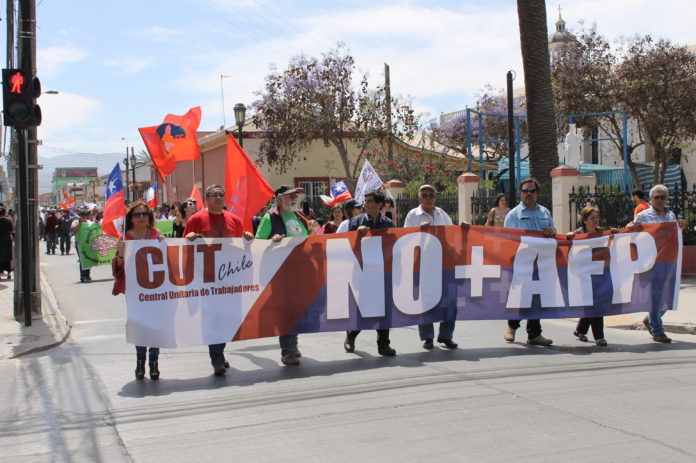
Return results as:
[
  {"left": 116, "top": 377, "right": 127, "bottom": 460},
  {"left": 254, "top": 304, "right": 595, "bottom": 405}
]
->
[
  {"left": 252, "top": 204, "right": 270, "bottom": 234},
  {"left": 344, "top": 190, "right": 397, "bottom": 356},
  {"left": 631, "top": 189, "right": 650, "bottom": 217},
  {"left": 382, "top": 197, "right": 396, "bottom": 224},
  {"left": 74, "top": 210, "right": 94, "bottom": 282},
  {"left": 173, "top": 199, "right": 197, "bottom": 238},
  {"left": 322, "top": 205, "right": 345, "bottom": 234},
  {"left": 486, "top": 193, "right": 510, "bottom": 227},
  {"left": 403, "top": 185, "right": 457, "bottom": 349},
  {"left": 44, "top": 209, "right": 58, "bottom": 254},
  {"left": 335, "top": 199, "right": 363, "bottom": 233},
  {"left": 184, "top": 184, "right": 255, "bottom": 376},
  {"left": 112, "top": 202, "right": 164, "bottom": 380},
  {"left": 301, "top": 199, "right": 316, "bottom": 220},
  {"left": 0, "top": 207, "right": 13, "bottom": 280},
  {"left": 38, "top": 209, "right": 45, "bottom": 241},
  {"left": 628, "top": 184, "right": 684, "bottom": 344},
  {"left": 255, "top": 185, "right": 319, "bottom": 366},
  {"left": 503, "top": 178, "right": 555, "bottom": 346},
  {"left": 57, "top": 209, "right": 76, "bottom": 255}
]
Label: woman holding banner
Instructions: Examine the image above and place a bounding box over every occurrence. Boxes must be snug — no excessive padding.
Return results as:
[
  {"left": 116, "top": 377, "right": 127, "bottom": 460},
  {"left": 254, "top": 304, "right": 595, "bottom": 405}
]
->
[
  {"left": 570, "top": 205, "right": 614, "bottom": 347},
  {"left": 112, "top": 202, "right": 164, "bottom": 380}
]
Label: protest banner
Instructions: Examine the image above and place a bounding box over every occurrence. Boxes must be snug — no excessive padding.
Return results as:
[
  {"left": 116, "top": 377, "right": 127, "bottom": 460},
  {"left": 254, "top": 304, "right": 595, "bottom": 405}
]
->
[
  {"left": 75, "top": 223, "right": 118, "bottom": 269},
  {"left": 154, "top": 219, "right": 175, "bottom": 237},
  {"left": 122, "top": 223, "right": 681, "bottom": 348}
]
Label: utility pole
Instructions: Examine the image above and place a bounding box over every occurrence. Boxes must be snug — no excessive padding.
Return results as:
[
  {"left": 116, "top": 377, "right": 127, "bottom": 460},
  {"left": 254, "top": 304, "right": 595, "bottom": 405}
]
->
[
  {"left": 13, "top": 0, "right": 41, "bottom": 322},
  {"left": 507, "top": 71, "right": 517, "bottom": 206},
  {"left": 384, "top": 63, "right": 393, "bottom": 163}
]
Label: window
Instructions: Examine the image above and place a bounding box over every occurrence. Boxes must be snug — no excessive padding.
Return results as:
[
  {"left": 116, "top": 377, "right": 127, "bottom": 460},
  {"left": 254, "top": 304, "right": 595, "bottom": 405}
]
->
[{"left": 295, "top": 177, "right": 329, "bottom": 199}]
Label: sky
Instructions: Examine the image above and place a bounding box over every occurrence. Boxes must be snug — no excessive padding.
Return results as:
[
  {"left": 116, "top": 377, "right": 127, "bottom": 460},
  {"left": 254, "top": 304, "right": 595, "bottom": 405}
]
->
[{"left": 3, "top": 0, "right": 695, "bottom": 190}]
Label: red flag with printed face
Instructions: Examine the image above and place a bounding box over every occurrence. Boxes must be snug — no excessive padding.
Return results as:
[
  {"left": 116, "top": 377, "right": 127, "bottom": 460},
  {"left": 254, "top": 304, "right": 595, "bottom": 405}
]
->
[
  {"left": 138, "top": 107, "right": 202, "bottom": 178},
  {"left": 224, "top": 134, "right": 274, "bottom": 232}
]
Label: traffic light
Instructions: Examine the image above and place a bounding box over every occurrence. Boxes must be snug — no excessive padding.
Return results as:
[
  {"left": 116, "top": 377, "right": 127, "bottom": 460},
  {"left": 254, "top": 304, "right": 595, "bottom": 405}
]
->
[{"left": 2, "top": 68, "right": 41, "bottom": 127}]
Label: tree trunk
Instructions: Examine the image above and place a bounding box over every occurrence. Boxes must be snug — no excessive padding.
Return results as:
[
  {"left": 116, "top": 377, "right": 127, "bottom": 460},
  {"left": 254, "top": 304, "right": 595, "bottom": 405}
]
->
[{"left": 516, "top": 0, "right": 557, "bottom": 186}]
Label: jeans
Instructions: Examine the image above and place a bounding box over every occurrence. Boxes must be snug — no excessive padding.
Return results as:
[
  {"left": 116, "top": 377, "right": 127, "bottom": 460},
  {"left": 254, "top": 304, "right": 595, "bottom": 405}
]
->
[
  {"left": 45, "top": 233, "right": 56, "bottom": 254},
  {"left": 59, "top": 234, "right": 71, "bottom": 254},
  {"left": 208, "top": 343, "right": 226, "bottom": 366},
  {"left": 136, "top": 346, "right": 159, "bottom": 363},
  {"left": 507, "top": 319, "right": 542, "bottom": 339},
  {"left": 418, "top": 320, "right": 456, "bottom": 341},
  {"left": 279, "top": 334, "right": 298, "bottom": 356},
  {"left": 576, "top": 317, "right": 604, "bottom": 340},
  {"left": 648, "top": 311, "right": 667, "bottom": 336}
]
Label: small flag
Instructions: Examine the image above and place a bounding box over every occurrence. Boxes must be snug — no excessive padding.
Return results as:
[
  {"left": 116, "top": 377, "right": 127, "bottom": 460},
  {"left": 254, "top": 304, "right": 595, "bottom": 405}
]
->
[
  {"left": 144, "top": 182, "right": 158, "bottom": 208},
  {"left": 102, "top": 163, "right": 126, "bottom": 238},
  {"left": 354, "top": 160, "right": 384, "bottom": 204},
  {"left": 319, "top": 180, "right": 352, "bottom": 206},
  {"left": 189, "top": 184, "right": 204, "bottom": 210}
]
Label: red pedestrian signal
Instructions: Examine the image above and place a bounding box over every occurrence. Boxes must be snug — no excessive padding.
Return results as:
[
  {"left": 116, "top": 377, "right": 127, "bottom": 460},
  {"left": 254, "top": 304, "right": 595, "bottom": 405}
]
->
[{"left": 2, "top": 68, "right": 41, "bottom": 127}]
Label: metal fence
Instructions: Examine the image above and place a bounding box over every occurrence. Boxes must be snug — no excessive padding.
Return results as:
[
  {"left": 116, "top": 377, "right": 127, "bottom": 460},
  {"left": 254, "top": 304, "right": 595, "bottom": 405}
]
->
[{"left": 568, "top": 184, "right": 696, "bottom": 244}]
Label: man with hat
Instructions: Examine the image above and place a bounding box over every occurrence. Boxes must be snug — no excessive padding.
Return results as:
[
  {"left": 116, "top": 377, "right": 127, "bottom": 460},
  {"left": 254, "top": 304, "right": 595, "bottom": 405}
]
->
[
  {"left": 336, "top": 199, "right": 363, "bottom": 233},
  {"left": 403, "top": 184, "right": 458, "bottom": 349},
  {"left": 343, "top": 189, "right": 397, "bottom": 356},
  {"left": 255, "top": 185, "right": 319, "bottom": 365}
]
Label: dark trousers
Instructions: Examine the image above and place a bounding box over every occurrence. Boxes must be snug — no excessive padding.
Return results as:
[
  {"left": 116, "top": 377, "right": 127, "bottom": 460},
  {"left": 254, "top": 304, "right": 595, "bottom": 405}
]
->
[
  {"left": 576, "top": 317, "right": 604, "bottom": 340},
  {"left": 59, "top": 234, "right": 71, "bottom": 254},
  {"left": 347, "top": 329, "right": 390, "bottom": 345},
  {"left": 209, "top": 343, "right": 226, "bottom": 366},
  {"left": 507, "top": 319, "right": 542, "bottom": 339},
  {"left": 136, "top": 346, "right": 159, "bottom": 363},
  {"left": 45, "top": 233, "right": 56, "bottom": 253}
]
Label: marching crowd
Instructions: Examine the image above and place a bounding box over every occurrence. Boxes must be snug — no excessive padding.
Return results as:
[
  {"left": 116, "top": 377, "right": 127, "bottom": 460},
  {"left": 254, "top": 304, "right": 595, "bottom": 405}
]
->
[{"left": 101, "top": 178, "right": 682, "bottom": 381}]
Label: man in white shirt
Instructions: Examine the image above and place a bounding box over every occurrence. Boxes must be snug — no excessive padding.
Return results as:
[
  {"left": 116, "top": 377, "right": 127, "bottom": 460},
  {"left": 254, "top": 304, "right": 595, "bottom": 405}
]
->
[
  {"left": 335, "top": 199, "right": 363, "bottom": 233},
  {"left": 403, "top": 184, "right": 457, "bottom": 349}
]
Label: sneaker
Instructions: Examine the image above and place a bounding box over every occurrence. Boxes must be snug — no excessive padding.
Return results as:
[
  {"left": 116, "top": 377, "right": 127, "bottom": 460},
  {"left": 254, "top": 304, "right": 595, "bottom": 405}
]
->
[
  {"left": 281, "top": 354, "right": 300, "bottom": 365},
  {"left": 213, "top": 363, "right": 226, "bottom": 376},
  {"left": 642, "top": 317, "right": 653, "bottom": 335},
  {"left": 527, "top": 335, "right": 553, "bottom": 346},
  {"left": 573, "top": 330, "right": 588, "bottom": 342},
  {"left": 437, "top": 337, "right": 458, "bottom": 349},
  {"left": 595, "top": 339, "right": 608, "bottom": 346},
  {"left": 423, "top": 339, "right": 434, "bottom": 349},
  {"left": 504, "top": 326, "right": 516, "bottom": 342},
  {"left": 344, "top": 335, "right": 355, "bottom": 353},
  {"left": 652, "top": 334, "right": 672, "bottom": 343}
]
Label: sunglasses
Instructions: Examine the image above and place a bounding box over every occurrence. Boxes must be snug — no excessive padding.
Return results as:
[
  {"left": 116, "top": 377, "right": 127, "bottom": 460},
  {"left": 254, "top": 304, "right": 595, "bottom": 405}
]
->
[
  {"left": 420, "top": 193, "right": 435, "bottom": 199},
  {"left": 521, "top": 188, "right": 537, "bottom": 194},
  {"left": 188, "top": 200, "right": 197, "bottom": 204},
  {"left": 207, "top": 193, "right": 225, "bottom": 198},
  {"left": 652, "top": 195, "right": 667, "bottom": 200},
  {"left": 132, "top": 211, "right": 149, "bottom": 218}
]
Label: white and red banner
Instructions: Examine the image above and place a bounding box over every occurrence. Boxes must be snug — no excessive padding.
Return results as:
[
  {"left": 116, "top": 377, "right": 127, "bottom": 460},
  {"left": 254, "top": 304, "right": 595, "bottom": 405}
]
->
[{"left": 123, "top": 223, "right": 682, "bottom": 348}]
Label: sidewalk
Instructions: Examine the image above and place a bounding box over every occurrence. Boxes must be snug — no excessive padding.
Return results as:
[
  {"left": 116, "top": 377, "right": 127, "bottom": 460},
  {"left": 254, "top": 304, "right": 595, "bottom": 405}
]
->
[
  {"left": 0, "top": 272, "right": 694, "bottom": 360},
  {"left": 0, "top": 270, "right": 70, "bottom": 360}
]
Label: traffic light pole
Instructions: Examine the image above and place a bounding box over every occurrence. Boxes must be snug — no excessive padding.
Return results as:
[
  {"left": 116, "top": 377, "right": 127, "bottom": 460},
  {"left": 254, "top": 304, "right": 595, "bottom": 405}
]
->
[{"left": 15, "top": 128, "right": 32, "bottom": 325}]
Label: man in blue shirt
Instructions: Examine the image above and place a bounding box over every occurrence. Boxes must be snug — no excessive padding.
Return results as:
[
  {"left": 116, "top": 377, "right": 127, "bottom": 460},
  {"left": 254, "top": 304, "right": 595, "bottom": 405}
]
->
[
  {"left": 344, "top": 190, "right": 396, "bottom": 356},
  {"left": 503, "top": 178, "right": 555, "bottom": 346}
]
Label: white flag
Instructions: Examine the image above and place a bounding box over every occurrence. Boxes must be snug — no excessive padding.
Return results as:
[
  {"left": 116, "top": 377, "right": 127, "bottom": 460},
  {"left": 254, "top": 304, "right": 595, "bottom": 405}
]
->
[{"left": 354, "top": 160, "right": 384, "bottom": 204}]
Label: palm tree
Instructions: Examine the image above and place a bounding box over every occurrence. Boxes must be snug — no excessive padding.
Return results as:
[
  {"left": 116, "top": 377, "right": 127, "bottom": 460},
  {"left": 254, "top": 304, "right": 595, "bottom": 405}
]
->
[{"left": 516, "top": 0, "right": 558, "bottom": 186}]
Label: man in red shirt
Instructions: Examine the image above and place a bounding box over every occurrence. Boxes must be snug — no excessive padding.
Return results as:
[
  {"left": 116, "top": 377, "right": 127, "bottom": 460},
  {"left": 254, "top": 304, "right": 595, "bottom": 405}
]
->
[{"left": 184, "top": 184, "right": 254, "bottom": 376}]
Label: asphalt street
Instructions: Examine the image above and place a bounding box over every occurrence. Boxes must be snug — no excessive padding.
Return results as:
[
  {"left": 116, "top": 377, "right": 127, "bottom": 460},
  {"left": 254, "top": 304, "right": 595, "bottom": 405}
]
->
[{"left": 2, "top": 253, "right": 695, "bottom": 462}]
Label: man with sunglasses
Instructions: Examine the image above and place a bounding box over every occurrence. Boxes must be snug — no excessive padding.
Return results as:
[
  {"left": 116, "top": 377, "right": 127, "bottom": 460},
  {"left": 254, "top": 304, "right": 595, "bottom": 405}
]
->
[
  {"left": 503, "top": 177, "right": 555, "bottom": 346},
  {"left": 184, "top": 184, "right": 255, "bottom": 376},
  {"left": 255, "top": 185, "right": 319, "bottom": 366},
  {"left": 403, "top": 184, "right": 457, "bottom": 350},
  {"left": 629, "top": 184, "right": 684, "bottom": 343}
]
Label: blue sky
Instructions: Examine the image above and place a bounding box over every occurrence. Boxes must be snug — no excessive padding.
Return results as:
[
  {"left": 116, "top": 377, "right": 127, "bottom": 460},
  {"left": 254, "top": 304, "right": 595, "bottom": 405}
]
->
[{"left": 6, "top": 0, "right": 696, "bottom": 180}]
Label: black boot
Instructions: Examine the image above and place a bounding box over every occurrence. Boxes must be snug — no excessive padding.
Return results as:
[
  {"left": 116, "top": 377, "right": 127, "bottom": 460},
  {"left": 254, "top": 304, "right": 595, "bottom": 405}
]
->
[
  {"left": 149, "top": 361, "right": 160, "bottom": 380},
  {"left": 135, "top": 360, "right": 145, "bottom": 379}
]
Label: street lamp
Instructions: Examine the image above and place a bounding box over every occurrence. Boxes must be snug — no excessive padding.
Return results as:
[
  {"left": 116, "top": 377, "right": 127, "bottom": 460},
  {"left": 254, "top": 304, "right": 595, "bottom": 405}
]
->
[
  {"left": 123, "top": 153, "right": 130, "bottom": 202},
  {"left": 234, "top": 103, "right": 246, "bottom": 148}
]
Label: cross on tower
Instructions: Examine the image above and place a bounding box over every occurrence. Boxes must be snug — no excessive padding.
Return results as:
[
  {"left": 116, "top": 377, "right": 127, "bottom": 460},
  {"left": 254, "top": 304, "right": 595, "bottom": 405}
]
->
[
  {"left": 557, "top": 4, "right": 562, "bottom": 19},
  {"left": 455, "top": 246, "right": 501, "bottom": 297}
]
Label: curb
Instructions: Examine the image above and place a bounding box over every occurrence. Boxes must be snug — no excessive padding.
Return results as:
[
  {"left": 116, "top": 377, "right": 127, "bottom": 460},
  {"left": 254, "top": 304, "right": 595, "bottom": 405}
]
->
[
  {"left": 610, "top": 323, "right": 696, "bottom": 336},
  {"left": 6, "top": 270, "right": 72, "bottom": 359}
]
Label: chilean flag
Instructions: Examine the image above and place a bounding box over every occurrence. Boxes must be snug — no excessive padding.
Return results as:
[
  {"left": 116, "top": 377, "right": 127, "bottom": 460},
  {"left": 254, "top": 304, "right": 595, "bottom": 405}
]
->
[
  {"left": 144, "top": 182, "right": 157, "bottom": 208},
  {"left": 319, "top": 181, "right": 352, "bottom": 206},
  {"left": 102, "top": 163, "right": 126, "bottom": 238}
]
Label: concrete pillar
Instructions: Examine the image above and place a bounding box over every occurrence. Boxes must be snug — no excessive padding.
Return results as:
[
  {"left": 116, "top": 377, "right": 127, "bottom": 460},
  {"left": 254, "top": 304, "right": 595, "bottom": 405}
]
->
[
  {"left": 458, "top": 173, "right": 479, "bottom": 224},
  {"left": 551, "top": 165, "right": 596, "bottom": 233}
]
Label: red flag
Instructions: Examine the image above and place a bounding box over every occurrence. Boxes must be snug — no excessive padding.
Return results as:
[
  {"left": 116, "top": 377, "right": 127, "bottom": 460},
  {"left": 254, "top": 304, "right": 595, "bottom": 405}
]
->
[
  {"left": 138, "top": 107, "right": 202, "bottom": 178},
  {"left": 224, "top": 134, "right": 274, "bottom": 232},
  {"left": 189, "top": 184, "right": 204, "bottom": 211},
  {"left": 62, "top": 187, "right": 76, "bottom": 206}
]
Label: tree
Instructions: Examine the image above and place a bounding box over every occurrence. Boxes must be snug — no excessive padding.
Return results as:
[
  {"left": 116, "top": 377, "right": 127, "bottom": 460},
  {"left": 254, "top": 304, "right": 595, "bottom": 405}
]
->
[
  {"left": 516, "top": 0, "right": 558, "bottom": 186},
  {"left": 251, "top": 44, "right": 419, "bottom": 184},
  {"left": 553, "top": 30, "right": 696, "bottom": 184}
]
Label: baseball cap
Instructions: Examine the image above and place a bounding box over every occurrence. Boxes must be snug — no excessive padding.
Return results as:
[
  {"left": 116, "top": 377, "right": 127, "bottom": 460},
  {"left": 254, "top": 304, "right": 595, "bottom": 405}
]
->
[
  {"left": 419, "top": 184, "right": 437, "bottom": 193},
  {"left": 274, "top": 185, "right": 299, "bottom": 197}
]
